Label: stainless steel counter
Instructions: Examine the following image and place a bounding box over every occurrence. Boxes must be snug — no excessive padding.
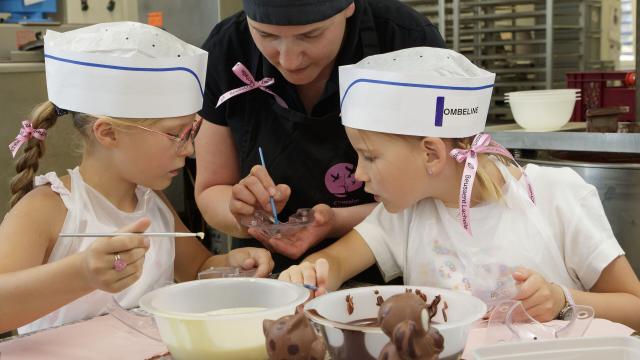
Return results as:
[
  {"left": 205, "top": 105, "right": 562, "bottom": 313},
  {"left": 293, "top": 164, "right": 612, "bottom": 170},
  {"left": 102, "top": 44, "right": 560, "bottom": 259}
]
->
[{"left": 486, "top": 131, "right": 640, "bottom": 154}]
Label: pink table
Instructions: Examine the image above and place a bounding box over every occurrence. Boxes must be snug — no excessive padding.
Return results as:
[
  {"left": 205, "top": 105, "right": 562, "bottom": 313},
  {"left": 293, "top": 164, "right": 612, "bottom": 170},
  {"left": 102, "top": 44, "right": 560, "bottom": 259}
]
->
[
  {"left": 1, "top": 314, "right": 634, "bottom": 359},
  {"left": 0, "top": 315, "right": 168, "bottom": 360}
]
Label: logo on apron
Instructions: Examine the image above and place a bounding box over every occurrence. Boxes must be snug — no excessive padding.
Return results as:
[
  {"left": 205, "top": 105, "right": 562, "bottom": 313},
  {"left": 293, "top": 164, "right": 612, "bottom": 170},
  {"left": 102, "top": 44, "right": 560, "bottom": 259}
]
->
[{"left": 324, "top": 163, "right": 363, "bottom": 198}]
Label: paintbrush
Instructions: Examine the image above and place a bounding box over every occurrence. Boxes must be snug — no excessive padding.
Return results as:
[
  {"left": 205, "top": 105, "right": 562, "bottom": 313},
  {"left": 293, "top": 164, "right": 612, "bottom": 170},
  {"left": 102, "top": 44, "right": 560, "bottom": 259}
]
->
[
  {"left": 58, "top": 232, "right": 205, "bottom": 239},
  {"left": 258, "top": 146, "right": 280, "bottom": 224}
]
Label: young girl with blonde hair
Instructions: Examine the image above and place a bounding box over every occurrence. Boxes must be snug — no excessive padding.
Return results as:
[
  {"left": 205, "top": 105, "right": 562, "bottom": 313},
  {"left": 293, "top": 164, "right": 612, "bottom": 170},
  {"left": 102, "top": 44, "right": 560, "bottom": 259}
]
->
[
  {"left": 0, "top": 22, "right": 273, "bottom": 334},
  {"left": 280, "top": 47, "right": 640, "bottom": 330}
]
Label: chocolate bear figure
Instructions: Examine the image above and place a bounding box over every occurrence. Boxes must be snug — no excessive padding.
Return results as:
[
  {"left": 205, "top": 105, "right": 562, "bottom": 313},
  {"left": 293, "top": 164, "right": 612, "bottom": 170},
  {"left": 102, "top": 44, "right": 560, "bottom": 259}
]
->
[
  {"left": 263, "top": 310, "right": 326, "bottom": 360},
  {"left": 377, "top": 293, "right": 444, "bottom": 360},
  {"left": 378, "top": 293, "right": 429, "bottom": 338}
]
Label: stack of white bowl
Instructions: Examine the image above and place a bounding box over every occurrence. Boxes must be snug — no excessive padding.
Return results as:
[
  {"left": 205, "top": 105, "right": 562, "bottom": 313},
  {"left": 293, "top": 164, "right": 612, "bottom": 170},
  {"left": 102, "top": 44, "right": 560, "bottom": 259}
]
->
[{"left": 505, "top": 89, "right": 581, "bottom": 131}]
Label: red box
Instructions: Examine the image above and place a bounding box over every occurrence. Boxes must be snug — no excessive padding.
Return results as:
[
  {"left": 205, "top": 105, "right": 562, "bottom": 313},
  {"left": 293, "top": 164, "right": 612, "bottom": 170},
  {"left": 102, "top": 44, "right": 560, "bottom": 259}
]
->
[{"left": 565, "top": 71, "right": 636, "bottom": 122}]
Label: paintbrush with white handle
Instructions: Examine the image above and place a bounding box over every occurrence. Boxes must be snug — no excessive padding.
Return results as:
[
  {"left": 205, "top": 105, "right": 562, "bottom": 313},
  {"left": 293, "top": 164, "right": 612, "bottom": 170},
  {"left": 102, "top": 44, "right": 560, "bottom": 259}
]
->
[{"left": 58, "top": 232, "right": 205, "bottom": 239}]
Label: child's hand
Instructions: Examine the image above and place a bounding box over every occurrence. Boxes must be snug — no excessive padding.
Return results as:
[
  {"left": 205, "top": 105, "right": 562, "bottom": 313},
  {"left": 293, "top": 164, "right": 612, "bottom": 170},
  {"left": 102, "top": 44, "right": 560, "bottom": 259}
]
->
[
  {"left": 226, "top": 247, "right": 274, "bottom": 278},
  {"left": 278, "top": 258, "right": 329, "bottom": 298},
  {"left": 229, "top": 165, "right": 291, "bottom": 226},
  {"left": 512, "top": 267, "right": 566, "bottom": 322},
  {"left": 81, "top": 218, "right": 151, "bottom": 293}
]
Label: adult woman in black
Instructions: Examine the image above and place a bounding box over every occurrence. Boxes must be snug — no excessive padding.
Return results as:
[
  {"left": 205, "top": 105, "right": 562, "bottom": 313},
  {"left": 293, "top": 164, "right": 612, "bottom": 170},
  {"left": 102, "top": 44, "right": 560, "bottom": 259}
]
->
[{"left": 195, "top": 0, "right": 445, "bottom": 276}]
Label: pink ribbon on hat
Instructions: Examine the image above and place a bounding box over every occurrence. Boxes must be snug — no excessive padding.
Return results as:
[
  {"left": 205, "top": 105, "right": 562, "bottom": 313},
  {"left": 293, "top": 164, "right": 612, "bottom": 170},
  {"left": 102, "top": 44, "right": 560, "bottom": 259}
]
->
[
  {"left": 216, "top": 62, "right": 288, "bottom": 108},
  {"left": 450, "top": 133, "right": 535, "bottom": 236},
  {"left": 8, "top": 120, "right": 47, "bottom": 158}
]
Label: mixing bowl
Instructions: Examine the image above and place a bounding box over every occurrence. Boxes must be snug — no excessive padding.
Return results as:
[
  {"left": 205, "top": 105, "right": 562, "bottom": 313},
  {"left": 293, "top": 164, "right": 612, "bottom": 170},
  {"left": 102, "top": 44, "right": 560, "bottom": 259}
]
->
[
  {"left": 304, "top": 285, "right": 486, "bottom": 360},
  {"left": 508, "top": 96, "right": 577, "bottom": 131},
  {"left": 139, "top": 278, "right": 310, "bottom": 360}
]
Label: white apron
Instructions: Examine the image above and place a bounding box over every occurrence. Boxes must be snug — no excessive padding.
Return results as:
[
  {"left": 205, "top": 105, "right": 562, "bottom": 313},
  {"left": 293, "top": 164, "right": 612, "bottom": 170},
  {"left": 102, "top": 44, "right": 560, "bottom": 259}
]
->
[
  {"left": 19, "top": 167, "right": 175, "bottom": 334},
  {"left": 405, "top": 161, "right": 579, "bottom": 305}
]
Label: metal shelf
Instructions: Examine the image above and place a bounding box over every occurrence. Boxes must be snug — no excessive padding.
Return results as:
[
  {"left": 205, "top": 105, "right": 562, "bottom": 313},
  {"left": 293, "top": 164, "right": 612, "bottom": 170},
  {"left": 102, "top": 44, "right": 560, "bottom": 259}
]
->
[
  {"left": 458, "top": 10, "right": 546, "bottom": 21},
  {"left": 402, "top": 0, "right": 612, "bottom": 123},
  {"left": 488, "top": 67, "right": 546, "bottom": 74}
]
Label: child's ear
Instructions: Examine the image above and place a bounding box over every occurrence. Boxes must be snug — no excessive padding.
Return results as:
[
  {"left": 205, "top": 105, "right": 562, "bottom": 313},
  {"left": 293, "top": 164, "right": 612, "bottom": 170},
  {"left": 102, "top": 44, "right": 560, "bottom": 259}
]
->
[
  {"left": 92, "top": 118, "right": 118, "bottom": 147},
  {"left": 419, "top": 137, "right": 448, "bottom": 175}
]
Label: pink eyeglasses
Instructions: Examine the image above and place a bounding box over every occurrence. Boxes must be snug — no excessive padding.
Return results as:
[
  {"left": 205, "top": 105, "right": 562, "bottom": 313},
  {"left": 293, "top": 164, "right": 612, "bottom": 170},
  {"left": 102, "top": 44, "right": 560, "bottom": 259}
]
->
[{"left": 112, "top": 117, "right": 202, "bottom": 154}]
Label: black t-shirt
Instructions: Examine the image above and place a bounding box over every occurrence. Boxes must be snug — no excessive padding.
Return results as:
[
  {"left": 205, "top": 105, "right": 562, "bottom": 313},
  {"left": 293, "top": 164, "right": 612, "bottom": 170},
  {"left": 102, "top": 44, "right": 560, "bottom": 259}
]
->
[{"left": 199, "top": 0, "right": 445, "bottom": 274}]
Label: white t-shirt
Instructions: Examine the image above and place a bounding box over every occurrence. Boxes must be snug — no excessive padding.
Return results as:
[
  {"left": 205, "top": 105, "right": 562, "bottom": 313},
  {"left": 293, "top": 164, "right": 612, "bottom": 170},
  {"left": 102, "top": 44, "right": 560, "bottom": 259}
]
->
[{"left": 355, "top": 164, "right": 624, "bottom": 292}]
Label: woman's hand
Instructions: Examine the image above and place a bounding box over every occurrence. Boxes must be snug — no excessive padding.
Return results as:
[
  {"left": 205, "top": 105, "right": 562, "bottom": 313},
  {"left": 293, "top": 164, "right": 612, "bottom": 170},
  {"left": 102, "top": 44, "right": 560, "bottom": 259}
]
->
[
  {"left": 512, "top": 267, "right": 567, "bottom": 322},
  {"left": 229, "top": 165, "right": 291, "bottom": 228},
  {"left": 279, "top": 258, "right": 329, "bottom": 298},
  {"left": 249, "top": 204, "right": 335, "bottom": 259},
  {"left": 81, "top": 218, "right": 151, "bottom": 293}
]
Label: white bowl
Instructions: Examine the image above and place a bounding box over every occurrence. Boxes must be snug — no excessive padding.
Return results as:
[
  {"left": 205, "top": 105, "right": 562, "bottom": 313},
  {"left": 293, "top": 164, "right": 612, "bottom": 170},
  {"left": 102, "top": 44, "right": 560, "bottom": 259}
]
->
[
  {"left": 139, "top": 278, "right": 310, "bottom": 360},
  {"left": 505, "top": 89, "right": 580, "bottom": 98},
  {"left": 505, "top": 93, "right": 580, "bottom": 100},
  {"left": 508, "top": 96, "right": 577, "bottom": 131},
  {"left": 304, "top": 285, "right": 486, "bottom": 359},
  {"left": 505, "top": 96, "right": 580, "bottom": 104}
]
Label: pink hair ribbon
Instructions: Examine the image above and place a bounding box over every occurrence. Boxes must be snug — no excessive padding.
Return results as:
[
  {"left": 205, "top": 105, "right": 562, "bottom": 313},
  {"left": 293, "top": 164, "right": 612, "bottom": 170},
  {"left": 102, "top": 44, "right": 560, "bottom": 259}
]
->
[
  {"left": 9, "top": 120, "right": 47, "bottom": 158},
  {"left": 449, "top": 133, "right": 535, "bottom": 235}
]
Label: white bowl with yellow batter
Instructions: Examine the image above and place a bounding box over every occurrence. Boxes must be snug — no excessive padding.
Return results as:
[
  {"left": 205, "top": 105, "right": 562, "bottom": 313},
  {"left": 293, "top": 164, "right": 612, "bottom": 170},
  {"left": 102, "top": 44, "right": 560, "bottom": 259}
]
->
[{"left": 139, "top": 278, "right": 310, "bottom": 360}]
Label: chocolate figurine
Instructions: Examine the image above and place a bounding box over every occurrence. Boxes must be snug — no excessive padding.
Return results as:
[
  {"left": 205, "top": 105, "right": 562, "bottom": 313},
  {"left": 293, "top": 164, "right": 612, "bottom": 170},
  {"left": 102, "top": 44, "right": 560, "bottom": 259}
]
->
[
  {"left": 377, "top": 293, "right": 444, "bottom": 360},
  {"left": 263, "top": 309, "right": 326, "bottom": 360}
]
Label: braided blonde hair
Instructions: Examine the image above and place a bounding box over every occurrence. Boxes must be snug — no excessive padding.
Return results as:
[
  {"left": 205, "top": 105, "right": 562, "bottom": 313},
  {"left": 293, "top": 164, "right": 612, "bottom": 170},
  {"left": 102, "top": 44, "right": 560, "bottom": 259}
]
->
[
  {"left": 9, "top": 102, "right": 95, "bottom": 209},
  {"left": 9, "top": 102, "right": 165, "bottom": 209},
  {"left": 10, "top": 102, "right": 59, "bottom": 208}
]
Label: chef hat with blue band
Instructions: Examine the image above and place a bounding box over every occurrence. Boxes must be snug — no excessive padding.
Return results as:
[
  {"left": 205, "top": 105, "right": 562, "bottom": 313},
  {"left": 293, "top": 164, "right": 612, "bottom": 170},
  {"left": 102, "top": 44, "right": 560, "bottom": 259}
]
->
[
  {"left": 339, "top": 47, "right": 495, "bottom": 138},
  {"left": 44, "top": 22, "right": 208, "bottom": 119}
]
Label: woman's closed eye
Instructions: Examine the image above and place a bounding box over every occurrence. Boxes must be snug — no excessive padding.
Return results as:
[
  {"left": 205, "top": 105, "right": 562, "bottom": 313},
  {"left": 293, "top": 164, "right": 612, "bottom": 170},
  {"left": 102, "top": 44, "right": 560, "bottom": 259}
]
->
[
  {"left": 257, "top": 31, "right": 276, "bottom": 39},
  {"left": 299, "top": 31, "right": 322, "bottom": 40}
]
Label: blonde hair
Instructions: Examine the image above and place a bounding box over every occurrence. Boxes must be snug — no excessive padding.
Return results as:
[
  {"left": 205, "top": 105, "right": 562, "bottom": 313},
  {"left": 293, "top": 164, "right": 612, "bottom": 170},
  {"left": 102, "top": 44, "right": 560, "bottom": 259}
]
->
[
  {"left": 450, "top": 137, "right": 512, "bottom": 204},
  {"left": 356, "top": 129, "right": 512, "bottom": 204},
  {"left": 9, "top": 102, "right": 158, "bottom": 209}
]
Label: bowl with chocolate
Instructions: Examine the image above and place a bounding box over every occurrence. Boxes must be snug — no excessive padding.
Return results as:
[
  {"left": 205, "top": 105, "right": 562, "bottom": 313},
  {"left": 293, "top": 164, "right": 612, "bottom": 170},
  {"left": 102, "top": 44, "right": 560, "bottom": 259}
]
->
[
  {"left": 304, "top": 286, "right": 486, "bottom": 359},
  {"left": 138, "top": 278, "right": 310, "bottom": 360}
]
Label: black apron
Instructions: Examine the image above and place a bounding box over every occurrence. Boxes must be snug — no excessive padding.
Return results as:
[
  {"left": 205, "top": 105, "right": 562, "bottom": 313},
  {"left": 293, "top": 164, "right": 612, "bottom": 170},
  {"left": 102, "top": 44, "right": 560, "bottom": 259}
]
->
[{"left": 231, "top": 5, "right": 398, "bottom": 284}]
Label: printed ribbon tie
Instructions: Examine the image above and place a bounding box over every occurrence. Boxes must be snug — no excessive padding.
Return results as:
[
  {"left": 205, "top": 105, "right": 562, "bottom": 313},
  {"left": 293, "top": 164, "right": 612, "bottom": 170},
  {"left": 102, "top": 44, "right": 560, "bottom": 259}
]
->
[
  {"left": 8, "top": 120, "right": 47, "bottom": 158},
  {"left": 216, "top": 62, "right": 288, "bottom": 108},
  {"left": 449, "top": 133, "right": 535, "bottom": 236}
]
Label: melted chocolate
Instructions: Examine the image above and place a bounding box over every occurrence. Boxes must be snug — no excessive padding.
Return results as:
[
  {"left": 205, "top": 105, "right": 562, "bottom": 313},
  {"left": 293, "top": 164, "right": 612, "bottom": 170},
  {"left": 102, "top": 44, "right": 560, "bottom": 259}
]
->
[
  {"left": 346, "top": 294, "right": 354, "bottom": 315},
  {"left": 306, "top": 309, "right": 375, "bottom": 360},
  {"left": 305, "top": 290, "right": 450, "bottom": 360}
]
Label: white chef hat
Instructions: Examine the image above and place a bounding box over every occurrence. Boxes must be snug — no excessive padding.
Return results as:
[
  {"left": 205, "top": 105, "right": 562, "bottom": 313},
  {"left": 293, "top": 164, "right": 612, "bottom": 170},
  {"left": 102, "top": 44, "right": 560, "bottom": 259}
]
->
[
  {"left": 44, "top": 21, "right": 208, "bottom": 119},
  {"left": 339, "top": 47, "right": 495, "bottom": 138}
]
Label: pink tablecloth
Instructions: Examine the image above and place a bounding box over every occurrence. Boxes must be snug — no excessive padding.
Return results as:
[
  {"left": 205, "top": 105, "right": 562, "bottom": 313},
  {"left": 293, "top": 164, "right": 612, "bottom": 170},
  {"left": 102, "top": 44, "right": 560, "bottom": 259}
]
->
[
  {"left": 0, "top": 315, "right": 168, "bottom": 360},
  {"left": 1, "top": 314, "right": 633, "bottom": 359}
]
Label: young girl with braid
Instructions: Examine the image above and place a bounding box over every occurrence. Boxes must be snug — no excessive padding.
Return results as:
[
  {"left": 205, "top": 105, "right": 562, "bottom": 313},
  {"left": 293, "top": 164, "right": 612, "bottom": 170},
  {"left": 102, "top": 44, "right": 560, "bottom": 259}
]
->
[{"left": 0, "top": 22, "right": 273, "bottom": 334}]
